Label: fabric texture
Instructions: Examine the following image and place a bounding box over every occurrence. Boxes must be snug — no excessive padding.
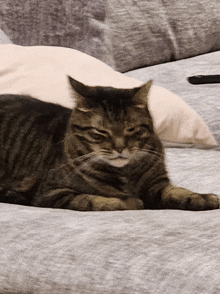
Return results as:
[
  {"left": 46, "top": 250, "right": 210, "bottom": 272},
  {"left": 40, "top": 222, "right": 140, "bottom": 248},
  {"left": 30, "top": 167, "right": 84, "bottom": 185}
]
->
[
  {"left": 1, "top": 1, "right": 220, "bottom": 72},
  {"left": 0, "top": 44, "right": 216, "bottom": 148},
  {"left": 0, "top": 0, "right": 114, "bottom": 67},
  {"left": 107, "top": 0, "right": 220, "bottom": 71},
  {"left": 0, "top": 201, "right": 220, "bottom": 294}
]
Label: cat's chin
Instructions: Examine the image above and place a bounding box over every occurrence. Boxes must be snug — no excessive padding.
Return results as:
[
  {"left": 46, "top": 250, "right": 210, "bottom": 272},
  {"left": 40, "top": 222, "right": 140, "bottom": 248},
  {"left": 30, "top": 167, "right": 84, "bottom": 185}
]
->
[{"left": 108, "top": 158, "right": 129, "bottom": 168}]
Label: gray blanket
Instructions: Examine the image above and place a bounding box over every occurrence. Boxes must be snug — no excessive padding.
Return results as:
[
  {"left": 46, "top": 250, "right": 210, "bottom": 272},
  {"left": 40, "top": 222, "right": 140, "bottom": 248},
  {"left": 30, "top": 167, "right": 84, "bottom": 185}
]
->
[{"left": 1, "top": 203, "right": 220, "bottom": 294}]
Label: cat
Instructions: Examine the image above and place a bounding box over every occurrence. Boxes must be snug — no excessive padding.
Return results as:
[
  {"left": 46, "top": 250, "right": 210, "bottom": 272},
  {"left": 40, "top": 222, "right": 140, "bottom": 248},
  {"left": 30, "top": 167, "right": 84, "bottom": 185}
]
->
[{"left": 0, "top": 76, "right": 219, "bottom": 211}]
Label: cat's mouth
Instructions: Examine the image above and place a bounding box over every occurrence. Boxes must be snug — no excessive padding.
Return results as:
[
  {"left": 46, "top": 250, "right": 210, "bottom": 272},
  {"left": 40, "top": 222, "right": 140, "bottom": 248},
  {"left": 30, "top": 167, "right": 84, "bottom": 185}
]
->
[
  {"left": 100, "top": 150, "right": 130, "bottom": 167},
  {"left": 106, "top": 152, "right": 130, "bottom": 167},
  {"left": 108, "top": 157, "right": 129, "bottom": 167}
]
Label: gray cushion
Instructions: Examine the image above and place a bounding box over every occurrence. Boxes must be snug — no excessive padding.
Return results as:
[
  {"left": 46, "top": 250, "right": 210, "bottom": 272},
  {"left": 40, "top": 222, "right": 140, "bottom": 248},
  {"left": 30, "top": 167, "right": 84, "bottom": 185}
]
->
[
  {"left": 2, "top": 0, "right": 220, "bottom": 72},
  {"left": 0, "top": 0, "right": 113, "bottom": 67},
  {"left": 107, "top": 0, "right": 220, "bottom": 71}
]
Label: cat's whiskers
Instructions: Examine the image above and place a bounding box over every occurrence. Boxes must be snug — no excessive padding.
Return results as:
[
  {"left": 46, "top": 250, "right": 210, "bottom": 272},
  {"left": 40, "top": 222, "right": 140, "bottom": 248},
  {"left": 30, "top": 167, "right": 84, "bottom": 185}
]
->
[
  {"left": 54, "top": 153, "right": 98, "bottom": 184},
  {"left": 140, "top": 148, "right": 164, "bottom": 158},
  {"left": 127, "top": 145, "right": 165, "bottom": 166},
  {"left": 98, "top": 146, "right": 164, "bottom": 164},
  {"left": 129, "top": 145, "right": 164, "bottom": 157},
  {"left": 50, "top": 151, "right": 97, "bottom": 173},
  {"left": 54, "top": 139, "right": 65, "bottom": 146},
  {"left": 100, "top": 149, "right": 112, "bottom": 154}
]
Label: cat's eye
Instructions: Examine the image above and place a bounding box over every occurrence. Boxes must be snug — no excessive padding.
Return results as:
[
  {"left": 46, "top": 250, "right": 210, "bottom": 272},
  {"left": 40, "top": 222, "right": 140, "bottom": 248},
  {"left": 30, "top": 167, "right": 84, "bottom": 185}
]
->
[
  {"left": 125, "top": 126, "right": 137, "bottom": 135},
  {"left": 86, "top": 129, "right": 108, "bottom": 143},
  {"left": 125, "top": 124, "right": 149, "bottom": 136},
  {"left": 73, "top": 125, "right": 109, "bottom": 143},
  {"left": 127, "top": 125, "right": 143, "bottom": 133},
  {"left": 128, "top": 126, "right": 136, "bottom": 132}
]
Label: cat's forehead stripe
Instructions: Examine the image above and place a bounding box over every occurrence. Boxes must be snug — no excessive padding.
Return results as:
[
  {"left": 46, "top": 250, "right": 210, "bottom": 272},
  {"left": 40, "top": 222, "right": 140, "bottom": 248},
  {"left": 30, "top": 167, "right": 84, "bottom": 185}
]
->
[{"left": 84, "top": 86, "right": 142, "bottom": 103}]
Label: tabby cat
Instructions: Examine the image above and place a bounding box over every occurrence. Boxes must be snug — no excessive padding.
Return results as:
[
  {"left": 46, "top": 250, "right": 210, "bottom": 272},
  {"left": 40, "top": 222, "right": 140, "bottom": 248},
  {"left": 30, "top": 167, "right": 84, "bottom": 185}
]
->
[{"left": 0, "top": 77, "right": 219, "bottom": 211}]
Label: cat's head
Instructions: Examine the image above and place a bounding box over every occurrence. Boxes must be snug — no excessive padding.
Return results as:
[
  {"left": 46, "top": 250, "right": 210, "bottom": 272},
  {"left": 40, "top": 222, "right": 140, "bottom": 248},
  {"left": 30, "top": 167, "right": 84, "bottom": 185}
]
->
[{"left": 65, "top": 76, "right": 163, "bottom": 168}]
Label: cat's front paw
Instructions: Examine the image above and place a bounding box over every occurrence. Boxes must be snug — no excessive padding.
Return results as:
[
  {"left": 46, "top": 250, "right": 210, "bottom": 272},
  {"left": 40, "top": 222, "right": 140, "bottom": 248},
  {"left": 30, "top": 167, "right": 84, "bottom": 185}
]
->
[
  {"left": 70, "top": 194, "right": 144, "bottom": 211},
  {"left": 160, "top": 185, "right": 220, "bottom": 210},
  {"left": 192, "top": 193, "right": 220, "bottom": 210}
]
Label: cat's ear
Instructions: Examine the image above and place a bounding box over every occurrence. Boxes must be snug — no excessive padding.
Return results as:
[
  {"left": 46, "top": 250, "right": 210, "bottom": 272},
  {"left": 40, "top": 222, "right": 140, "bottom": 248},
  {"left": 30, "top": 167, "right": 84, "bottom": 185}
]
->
[
  {"left": 133, "top": 80, "right": 153, "bottom": 109},
  {"left": 68, "top": 76, "right": 100, "bottom": 99},
  {"left": 68, "top": 76, "right": 95, "bottom": 112}
]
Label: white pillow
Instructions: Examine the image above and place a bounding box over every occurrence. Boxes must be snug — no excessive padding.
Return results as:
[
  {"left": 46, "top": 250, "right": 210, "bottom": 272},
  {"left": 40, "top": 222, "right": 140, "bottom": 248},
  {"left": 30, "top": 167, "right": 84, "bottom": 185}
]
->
[{"left": 0, "top": 44, "right": 217, "bottom": 148}]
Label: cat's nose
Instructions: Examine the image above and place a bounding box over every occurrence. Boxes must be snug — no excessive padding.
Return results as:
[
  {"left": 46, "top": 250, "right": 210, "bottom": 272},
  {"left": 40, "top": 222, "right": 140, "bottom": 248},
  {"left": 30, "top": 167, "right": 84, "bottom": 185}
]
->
[
  {"left": 113, "top": 137, "right": 126, "bottom": 153},
  {"left": 116, "top": 147, "right": 124, "bottom": 154}
]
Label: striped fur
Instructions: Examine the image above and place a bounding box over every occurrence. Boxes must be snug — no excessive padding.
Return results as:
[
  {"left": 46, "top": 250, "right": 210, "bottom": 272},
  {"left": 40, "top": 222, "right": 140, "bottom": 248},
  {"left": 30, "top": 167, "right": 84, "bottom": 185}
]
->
[{"left": 0, "top": 78, "right": 219, "bottom": 211}]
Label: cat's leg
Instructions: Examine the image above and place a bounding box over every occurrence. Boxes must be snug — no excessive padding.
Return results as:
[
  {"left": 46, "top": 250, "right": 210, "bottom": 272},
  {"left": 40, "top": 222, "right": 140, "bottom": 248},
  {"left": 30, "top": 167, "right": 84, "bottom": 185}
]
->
[
  {"left": 0, "top": 175, "right": 39, "bottom": 205},
  {"left": 0, "top": 187, "right": 30, "bottom": 205},
  {"left": 70, "top": 194, "right": 144, "bottom": 211},
  {"left": 159, "top": 184, "right": 220, "bottom": 210},
  {"left": 33, "top": 188, "right": 144, "bottom": 211}
]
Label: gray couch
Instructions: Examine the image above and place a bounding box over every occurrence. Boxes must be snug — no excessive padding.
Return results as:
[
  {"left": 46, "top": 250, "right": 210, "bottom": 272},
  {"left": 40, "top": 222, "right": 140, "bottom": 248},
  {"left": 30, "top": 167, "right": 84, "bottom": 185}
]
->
[{"left": 0, "top": 1, "right": 220, "bottom": 293}]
